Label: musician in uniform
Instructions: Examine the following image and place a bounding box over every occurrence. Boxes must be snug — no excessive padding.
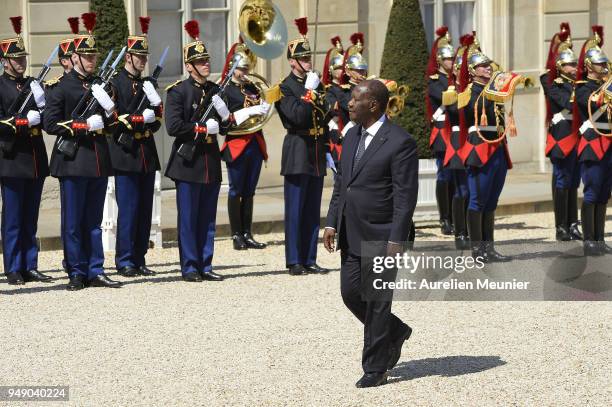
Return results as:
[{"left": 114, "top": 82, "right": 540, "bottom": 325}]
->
[
  {"left": 543, "top": 27, "right": 583, "bottom": 241},
  {"left": 43, "top": 13, "right": 121, "bottom": 290},
  {"left": 458, "top": 35, "right": 512, "bottom": 262},
  {"left": 426, "top": 26, "right": 455, "bottom": 236},
  {"left": 164, "top": 20, "right": 231, "bottom": 282},
  {"left": 273, "top": 17, "right": 331, "bottom": 275},
  {"left": 323, "top": 36, "right": 349, "bottom": 165},
  {"left": 108, "top": 17, "right": 163, "bottom": 277},
  {"left": 0, "top": 16, "right": 51, "bottom": 285},
  {"left": 219, "top": 40, "right": 270, "bottom": 251},
  {"left": 574, "top": 25, "right": 612, "bottom": 255},
  {"left": 441, "top": 34, "right": 471, "bottom": 249}
]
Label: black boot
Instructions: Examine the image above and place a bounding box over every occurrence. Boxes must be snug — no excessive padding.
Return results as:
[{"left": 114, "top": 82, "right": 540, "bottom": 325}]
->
[
  {"left": 452, "top": 196, "right": 470, "bottom": 250},
  {"left": 483, "top": 211, "right": 511, "bottom": 262},
  {"left": 467, "top": 210, "right": 486, "bottom": 261},
  {"left": 436, "top": 181, "right": 453, "bottom": 235},
  {"left": 594, "top": 203, "right": 612, "bottom": 255},
  {"left": 568, "top": 188, "right": 583, "bottom": 240},
  {"left": 241, "top": 196, "right": 266, "bottom": 249},
  {"left": 553, "top": 188, "right": 571, "bottom": 241},
  {"left": 581, "top": 202, "right": 601, "bottom": 256},
  {"left": 228, "top": 196, "right": 247, "bottom": 250}
]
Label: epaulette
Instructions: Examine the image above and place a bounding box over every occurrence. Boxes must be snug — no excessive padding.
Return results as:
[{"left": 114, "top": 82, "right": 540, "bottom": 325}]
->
[
  {"left": 165, "top": 80, "right": 181, "bottom": 91},
  {"left": 340, "top": 83, "right": 351, "bottom": 89},
  {"left": 265, "top": 83, "right": 283, "bottom": 104},
  {"left": 574, "top": 80, "right": 587, "bottom": 85},
  {"left": 457, "top": 83, "right": 472, "bottom": 109},
  {"left": 429, "top": 74, "right": 439, "bottom": 80},
  {"left": 442, "top": 86, "right": 457, "bottom": 106},
  {"left": 44, "top": 76, "right": 62, "bottom": 87}
]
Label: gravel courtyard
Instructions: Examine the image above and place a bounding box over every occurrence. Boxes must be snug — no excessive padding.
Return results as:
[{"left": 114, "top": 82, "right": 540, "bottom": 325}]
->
[{"left": 1, "top": 212, "right": 610, "bottom": 406}]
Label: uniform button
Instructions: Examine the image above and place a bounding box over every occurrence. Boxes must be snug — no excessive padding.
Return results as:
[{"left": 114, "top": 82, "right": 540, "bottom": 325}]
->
[{"left": 347, "top": 187, "right": 351, "bottom": 192}]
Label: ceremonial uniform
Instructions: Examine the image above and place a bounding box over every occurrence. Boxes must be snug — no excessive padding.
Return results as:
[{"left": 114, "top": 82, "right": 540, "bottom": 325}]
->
[
  {"left": 108, "top": 18, "right": 163, "bottom": 276},
  {"left": 43, "top": 12, "right": 121, "bottom": 289},
  {"left": 164, "top": 20, "right": 230, "bottom": 281},
  {"left": 274, "top": 17, "right": 331, "bottom": 274},
  {"left": 426, "top": 27, "right": 455, "bottom": 235},
  {"left": 0, "top": 18, "right": 50, "bottom": 284},
  {"left": 220, "top": 41, "right": 269, "bottom": 250}
]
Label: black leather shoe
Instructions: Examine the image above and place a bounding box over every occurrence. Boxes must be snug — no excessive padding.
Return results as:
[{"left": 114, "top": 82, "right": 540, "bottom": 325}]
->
[
  {"left": 232, "top": 233, "right": 248, "bottom": 250},
  {"left": 117, "top": 266, "right": 139, "bottom": 277},
  {"left": 440, "top": 219, "right": 453, "bottom": 235},
  {"left": 288, "top": 264, "right": 307, "bottom": 276},
  {"left": 200, "top": 270, "right": 224, "bottom": 281},
  {"left": 388, "top": 325, "right": 412, "bottom": 370},
  {"left": 555, "top": 226, "right": 571, "bottom": 242},
  {"left": 22, "top": 269, "right": 53, "bottom": 282},
  {"left": 243, "top": 232, "right": 266, "bottom": 249},
  {"left": 66, "top": 274, "right": 85, "bottom": 291},
  {"left": 486, "top": 244, "right": 512, "bottom": 262},
  {"left": 584, "top": 241, "right": 602, "bottom": 256},
  {"left": 138, "top": 266, "right": 156, "bottom": 276},
  {"left": 304, "top": 264, "right": 330, "bottom": 274},
  {"left": 182, "top": 272, "right": 203, "bottom": 282},
  {"left": 355, "top": 372, "right": 388, "bottom": 388},
  {"left": 89, "top": 274, "right": 122, "bottom": 288},
  {"left": 455, "top": 235, "right": 470, "bottom": 250},
  {"left": 569, "top": 222, "right": 583, "bottom": 241},
  {"left": 6, "top": 272, "right": 25, "bottom": 285},
  {"left": 598, "top": 241, "right": 612, "bottom": 255}
]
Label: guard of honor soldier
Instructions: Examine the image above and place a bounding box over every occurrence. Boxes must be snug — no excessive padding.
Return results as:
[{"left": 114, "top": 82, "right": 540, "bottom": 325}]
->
[
  {"left": 220, "top": 39, "right": 270, "bottom": 251},
  {"left": 273, "top": 17, "right": 331, "bottom": 276},
  {"left": 541, "top": 23, "right": 583, "bottom": 242},
  {"left": 44, "top": 13, "right": 122, "bottom": 290},
  {"left": 0, "top": 16, "right": 52, "bottom": 285},
  {"left": 456, "top": 35, "right": 512, "bottom": 262},
  {"left": 164, "top": 20, "right": 231, "bottom": 282},
  {"left": 427, "top": 26, "right": 455, "bottom": 236},
  {"left": 108, "top": 16, "right": 162, "bottom": 277},
  {"left": 573, "top": 25, "right": 612, "bottom": 256},
  {"left": 323, "top": 35, "right": 349, "bottom": 166}
]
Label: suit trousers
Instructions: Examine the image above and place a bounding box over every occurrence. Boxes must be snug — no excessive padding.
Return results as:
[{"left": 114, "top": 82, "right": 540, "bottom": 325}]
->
[
  {"left": 115, "top": 170, "right": 156, "bottom": 269},
  {"left": 1, "top": 177, "right": 44, "bottom": 275},
  {"left": 60, "top": 176, "right": 108, "bottom": 280},
  {"left": 340, "top": 249, "right": 406, "bottom": 373}
]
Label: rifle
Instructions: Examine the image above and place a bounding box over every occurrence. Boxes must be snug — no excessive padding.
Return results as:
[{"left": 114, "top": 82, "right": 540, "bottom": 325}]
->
[
  {"left": 56, "top": 47, "right": 125, "bottom": 158},
  {"left": 0, "top": 46, "right": 58, "bottom": 152},
  {"left": 117, "top": 46, "right": 169, "bottom": 149},
  {"left": 176, "top": 54, "right": 242, "bottom": 161}
]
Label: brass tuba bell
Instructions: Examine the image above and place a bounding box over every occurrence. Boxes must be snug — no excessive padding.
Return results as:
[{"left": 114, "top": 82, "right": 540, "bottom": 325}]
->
[
  {"left": 239, "top": 0, "right": 288, "bottom": 60},
  {"left": 368, "top": 76, "right": 410, "bottom": 117}
]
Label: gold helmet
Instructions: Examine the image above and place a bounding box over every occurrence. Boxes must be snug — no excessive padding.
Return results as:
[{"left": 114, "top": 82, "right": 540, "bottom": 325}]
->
[
  {"left": 344, "top": 32, "right": 368, "bottom": 71},
  {"left": 555, "top": 30, "right": 577, "bottom": 67},
  {"left": 577, "top": 25, "right": 608, "bottom": 80},
  {"left": 467, "top": 33, "right": 492, "bottom": 76},
  {"left": 221, "top": 39, "right": 257, "bottom": 81},
  {"left": 427, "top": 26, "right": 455, "bottom": 76},
  {"left": 322, "top": 36, "right": 344, "bottom": 85}
]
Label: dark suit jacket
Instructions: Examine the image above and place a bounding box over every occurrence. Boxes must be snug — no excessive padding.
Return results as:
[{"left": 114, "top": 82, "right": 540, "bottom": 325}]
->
[{"left": 325, "top": 118, "right": 419, "bottom": 256}]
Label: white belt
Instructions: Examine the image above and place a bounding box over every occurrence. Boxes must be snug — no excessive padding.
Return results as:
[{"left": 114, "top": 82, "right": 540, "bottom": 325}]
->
[
  {"left": 452, "top": 126, "right": 460, "bottom": 132},
  {"left": 579, "top": 120, "right": 611, "bottom": 134},
  {"left": 469, "top": 125, "right": 498, "bottom": 132},
  {"left": 551, "top": 110, "right": 572, "bottom": 125},
  {"left": 432, "top": 107, "right": 445, "bottom": 122}
]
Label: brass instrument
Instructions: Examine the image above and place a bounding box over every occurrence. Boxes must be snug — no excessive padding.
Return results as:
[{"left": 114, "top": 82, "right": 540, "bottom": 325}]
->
[
  {"left": 228, "top": 72, "right": 275, "bottom": 135},
  {"left": 586, "top": 75, "right": 612, "bottom": 137},
  {"left": 367, "top": 75, "right": 410, "bottom": 117},
  {"left": 238, "top": 0, "right": 287, "bottom": 59}
]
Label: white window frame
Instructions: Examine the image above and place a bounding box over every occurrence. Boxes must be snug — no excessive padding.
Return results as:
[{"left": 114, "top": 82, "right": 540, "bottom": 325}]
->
[{"left": 420, "top": 0, "right": 478, "bottom": 46}]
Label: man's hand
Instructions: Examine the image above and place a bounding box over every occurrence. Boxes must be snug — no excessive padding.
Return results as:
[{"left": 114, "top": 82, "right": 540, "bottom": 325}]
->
[
  {"left": 30, "top": 80, "right": 46, "bottom": 109},
  {"left": 305, "top": 71, "right": 320, "bottom": 90},
  {"left": 211, "top": 94, "right": 230, "bottom": 121},
  {"left": 26, "top": 110, "right": 41, "bottom": 127},
  {"left": 142, "top": 81, "right": 162, "bottom": 106},
  {"left": 205, "top": 118, "right": 219, "bottom": 135},
  {"left": 323, "top": 227, "right": 336, "bottom": 253},
  {"left": 91, "top": 84, "right": 115, "bottom": 114},
  {"left": 386, "top": 241, "right": 403, "bottom": 258}
]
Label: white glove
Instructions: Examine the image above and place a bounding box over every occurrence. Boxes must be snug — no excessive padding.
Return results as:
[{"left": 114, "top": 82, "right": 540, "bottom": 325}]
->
[
  {"left": 233, "top": 102, "right": 271, "bottom": 126},
  {"left": 142, "top": 81, "right": 162, "bottom": 106},
  {"left": 87, "top": 114, "right": 104, "bottom": 131},
  {"left": 341, "top": 120, "right": 355, "bottom": 137},
  {"left": 304, "top": 71, "right": 320, "bottom": 90},
  {"left": 328, "top": 118, "right": 339, "bottom": 131},
  {"left": 251, "top": 101, "right": 271, "bottom": 116},
  {"left": 211, "top": 94, "right": 230, "bottom": 121},
  {"left": 91, "top": 83, "right": 115, "bottom": 113},
  {"left": 142, "top": 108, "right": 156, "bottom": 124},
  {"left": 30, "top": 80, "right": 46, "bottom": 109},
  {"left": 205, "top": 118, "right": 219, "bottom": 135},
  {"left": 26, "top": 110, "right": 41, "bottom": 127}
]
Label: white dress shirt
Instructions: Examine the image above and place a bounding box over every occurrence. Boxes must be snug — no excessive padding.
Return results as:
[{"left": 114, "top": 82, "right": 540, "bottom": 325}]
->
[{"left": 361, "top": 113, "right": 386, "bottom": 149}]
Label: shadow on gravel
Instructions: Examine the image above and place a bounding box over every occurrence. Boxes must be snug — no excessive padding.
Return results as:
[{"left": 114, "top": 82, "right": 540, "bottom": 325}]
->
[{"left": 388, "top": 355, "right": 506, "bottom": 383}]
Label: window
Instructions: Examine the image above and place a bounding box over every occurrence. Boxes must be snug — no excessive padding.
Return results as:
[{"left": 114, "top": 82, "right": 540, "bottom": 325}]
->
[
  {"left": 419, "top": 0, "right": 475, "bottom": 49},
  {"left": 148, "top": 0, "right": 230, "bottom": 80}
]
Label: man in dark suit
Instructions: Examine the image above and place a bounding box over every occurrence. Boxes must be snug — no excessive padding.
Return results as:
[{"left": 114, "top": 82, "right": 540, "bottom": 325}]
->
[{"left": 324, "top": 80, "right": 419, "bottom": 388}]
